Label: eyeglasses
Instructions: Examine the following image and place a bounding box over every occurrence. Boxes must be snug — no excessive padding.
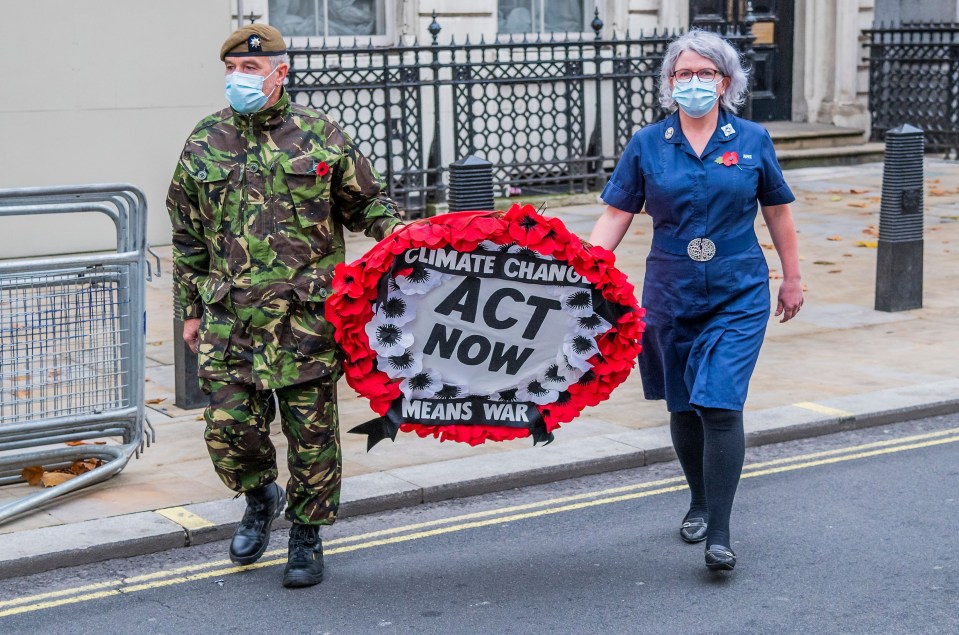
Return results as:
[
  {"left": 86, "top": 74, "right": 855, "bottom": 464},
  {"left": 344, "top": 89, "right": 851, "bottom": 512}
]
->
[{"left": 672, "top": 69, "right": 723, "bottom": 83}]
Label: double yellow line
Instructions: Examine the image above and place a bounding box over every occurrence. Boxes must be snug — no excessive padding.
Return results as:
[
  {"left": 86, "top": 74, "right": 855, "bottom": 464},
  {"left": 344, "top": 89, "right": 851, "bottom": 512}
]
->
[{"left": 2, "top": 426, "right": 957, "bottom": 618}]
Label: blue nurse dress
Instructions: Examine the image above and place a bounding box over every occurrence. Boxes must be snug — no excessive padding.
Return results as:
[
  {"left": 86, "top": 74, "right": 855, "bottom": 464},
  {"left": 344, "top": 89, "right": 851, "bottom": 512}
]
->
[{"left": 601, "top": 109, "right": 795, "bottom": 412}]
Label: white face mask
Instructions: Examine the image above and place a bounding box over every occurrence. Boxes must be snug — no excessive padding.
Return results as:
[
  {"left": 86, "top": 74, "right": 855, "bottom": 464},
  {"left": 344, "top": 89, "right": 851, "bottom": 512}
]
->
[{"left": 225, "top": 65, "right": 280, "bottom": 113}]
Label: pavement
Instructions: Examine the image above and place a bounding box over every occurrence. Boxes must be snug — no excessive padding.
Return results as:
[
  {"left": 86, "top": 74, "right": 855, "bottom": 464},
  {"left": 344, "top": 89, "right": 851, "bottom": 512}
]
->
[{"left": 1, "top": 158, "right": 958, "bottom": 580}]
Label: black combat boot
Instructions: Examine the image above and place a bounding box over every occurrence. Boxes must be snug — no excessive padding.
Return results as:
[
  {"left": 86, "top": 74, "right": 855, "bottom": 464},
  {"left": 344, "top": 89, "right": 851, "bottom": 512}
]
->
[
  {"left": 229, "top": 482, "right": 285, "bottom": 565},
  {"left": 282, "top": 523, "right": 324, "bottom": 588}
]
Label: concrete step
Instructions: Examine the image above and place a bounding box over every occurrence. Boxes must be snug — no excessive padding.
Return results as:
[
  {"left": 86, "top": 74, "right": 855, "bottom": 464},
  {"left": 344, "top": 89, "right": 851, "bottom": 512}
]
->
[
  {"left": 764, "top": 122, "right": 868, "bottom": 151},
  {"left": 776, "top": 142, "right": 886, "bottom": 170}
]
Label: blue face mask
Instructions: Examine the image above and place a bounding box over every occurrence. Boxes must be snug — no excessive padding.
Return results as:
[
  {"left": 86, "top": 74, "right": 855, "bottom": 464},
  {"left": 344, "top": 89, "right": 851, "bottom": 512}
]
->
[
  {"left": 672, "top": 77, "right": 719, "bottom": 118},
  {"left": 225, "top": 66, "right": 279, "bottom": 114}
]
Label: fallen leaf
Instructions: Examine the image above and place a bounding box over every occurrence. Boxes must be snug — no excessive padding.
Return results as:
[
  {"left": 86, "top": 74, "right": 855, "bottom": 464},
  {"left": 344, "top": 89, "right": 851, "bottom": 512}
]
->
[
  {"left": 801, "top": 284, "right": 809, "bottom": 292},
  {"left": 760, "top": 243, "right": 774, "bottom": 250},
  {"left": 827, "top": 189, "right": 844, "bottom": 194},
  {"left": 856, "top": 240, "right": 878, "bottom": 248},
  {"left": 70, "top": 460, "right": 101, "bottom": 475},
  {"left": 929, "top": 188, "right": 948, "bottom": 196},
  {"left": 847, "top": 202, "right": 867, "bottom": 209},
  {"left": 145, "top": 398, "right": 166, "bottom": 405},
  {"left": 41, "top": 472, "right": 76, "bottom": 487},
  {"left": 21, "top": 466, "right": 44, "bottom": 486},
  {"left": 148, "top": 341, "right": 163, "bottom": 346},
  {"left": 195, "top": 415, "right": 205, "bottom": 421},
  {"left": 867, "top": 197, "right": 882, "bottom": 203},
  {"left": 930, "top": 226, "right": 942, "bottom": 231},
  {"left": 849, "top": 188, "right": 870, "bottom": 194},
  {"left": 828, "top": 269, "right": 843, "bottom": 274},
  {"left": 862, "top": 226, "right": 879, "bottom": 237},
  {"left": 830, "top": 196, "right": 842, "bottom": 202},
  {"left": 632, "top": 229, "right": 645, "bottom": 235},
  {"left": 813, "top": 260, "right": 836, "bottom": 265},
  {"left": 769, "top": 271, "right": 784, "bottom": 280},
  {"left": 14, "top": 389, "right": 30, "bottom": 399},
  {"left": 65, "top": 441, "right": 88, "bottom": 446},
  {"left": 804, "top": 196, "right": 820, "bottom": 202},
  {"left": 928, "top": 178, "right": 941, "bottom": 184},
  {"left": 842, "top": 253, "right": 854, "bottom": 257},
  {"left": 826, "top": 236, "right": 843, "bottom": 241}
]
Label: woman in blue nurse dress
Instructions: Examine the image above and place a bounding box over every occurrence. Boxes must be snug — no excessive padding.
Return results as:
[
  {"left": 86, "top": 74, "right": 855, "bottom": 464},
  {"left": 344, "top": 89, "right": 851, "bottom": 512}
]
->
[{"left": 589, "top": 30, "right": 803, "bottom": 572}]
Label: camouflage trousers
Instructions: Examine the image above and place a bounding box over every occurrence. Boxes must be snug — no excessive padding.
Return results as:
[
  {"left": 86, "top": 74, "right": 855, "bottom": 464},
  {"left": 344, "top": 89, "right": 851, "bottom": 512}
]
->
[{"left": 203, "top": 378, "right": 341, "bottom": 525}]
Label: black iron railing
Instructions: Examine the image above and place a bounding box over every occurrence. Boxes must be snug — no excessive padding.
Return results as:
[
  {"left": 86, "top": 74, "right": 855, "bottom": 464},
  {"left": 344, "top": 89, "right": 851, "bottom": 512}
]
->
[
  {"left": 287, "top": 11, "right": 753, "bottom": 217},
  {"left": 865, "top": 23, "right": 959, "bottom": 156}
]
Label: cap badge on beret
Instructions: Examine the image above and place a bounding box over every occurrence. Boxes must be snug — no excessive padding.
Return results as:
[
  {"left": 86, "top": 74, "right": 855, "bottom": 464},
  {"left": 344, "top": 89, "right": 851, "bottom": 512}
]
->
[{"left": 220, "top": 24, "right": 286, "bottom": 60}]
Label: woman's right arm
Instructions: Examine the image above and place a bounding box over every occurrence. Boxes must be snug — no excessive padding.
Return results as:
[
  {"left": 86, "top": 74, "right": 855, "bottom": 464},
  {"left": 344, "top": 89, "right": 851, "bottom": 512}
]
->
[{"left": 589, "top": 205, "right": 635, "bottom": 251}]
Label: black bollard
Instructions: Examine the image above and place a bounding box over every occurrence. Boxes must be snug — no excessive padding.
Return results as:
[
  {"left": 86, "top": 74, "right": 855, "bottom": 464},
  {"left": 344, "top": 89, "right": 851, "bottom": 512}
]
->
[
  {"left": 173, "top": 310, "right": 207, "bottom": 409},
  {"left": 875, "top": 124, "right": 924, "bottom": 312},
  {"left": 448, "top": 155, "right": 495, "bottom": 212}
]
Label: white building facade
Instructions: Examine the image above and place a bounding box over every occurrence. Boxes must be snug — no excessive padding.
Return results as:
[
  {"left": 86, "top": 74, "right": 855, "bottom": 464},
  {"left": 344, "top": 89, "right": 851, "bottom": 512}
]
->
[{"left": 3, "top": 0, "right": 874, "bottom": 257}]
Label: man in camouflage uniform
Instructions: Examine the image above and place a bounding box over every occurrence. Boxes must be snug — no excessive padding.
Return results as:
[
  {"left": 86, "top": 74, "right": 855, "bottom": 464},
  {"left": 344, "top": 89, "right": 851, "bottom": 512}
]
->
[{"left": 167, "top": 23, "right": 403, "bottom": 588}]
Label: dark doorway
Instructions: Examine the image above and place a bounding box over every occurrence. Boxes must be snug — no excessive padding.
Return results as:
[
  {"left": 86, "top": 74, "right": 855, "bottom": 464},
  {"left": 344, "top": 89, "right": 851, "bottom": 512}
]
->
[{"left": 689, "top": 0, "right": 795, "bottom": 121}]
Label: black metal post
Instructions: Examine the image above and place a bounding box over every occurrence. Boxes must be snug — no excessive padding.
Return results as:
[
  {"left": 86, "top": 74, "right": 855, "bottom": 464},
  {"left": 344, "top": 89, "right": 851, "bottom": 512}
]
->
[
  {"left": 586, "top": 7, "right": 606, "bottom": 190},
  {"left": 875, "top": 123, "right": 924, "bottom": 312},
  {"left": 740, "top": 1, "right": 757, "bottom": 121},
  {"left": 426, "top": 11, "right": 446, "bottom": 210},
  {"left": 173, "top": 315, "right": 206, "bottom": 409}
]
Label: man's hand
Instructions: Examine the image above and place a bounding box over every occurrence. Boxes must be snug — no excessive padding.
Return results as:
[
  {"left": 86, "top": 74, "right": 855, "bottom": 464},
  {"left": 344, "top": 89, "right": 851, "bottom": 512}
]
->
[{"left": 182, "top": 318, "right": 201, "bottom": 353}]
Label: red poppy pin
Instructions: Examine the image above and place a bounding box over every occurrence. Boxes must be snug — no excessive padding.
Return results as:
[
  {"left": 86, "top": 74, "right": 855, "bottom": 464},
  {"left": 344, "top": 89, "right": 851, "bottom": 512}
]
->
[
  {"left": 715, "top": 151, "right": 742, "bottom": 169},
  {"left": 315, "top": 161, "right": 330, "bottom": 177}
]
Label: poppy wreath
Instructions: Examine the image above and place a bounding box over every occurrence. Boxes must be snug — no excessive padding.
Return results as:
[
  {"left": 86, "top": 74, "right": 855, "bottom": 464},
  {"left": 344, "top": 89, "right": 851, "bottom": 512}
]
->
[{"left": 326, "top": 204, "right": 645, "bottom": 448}]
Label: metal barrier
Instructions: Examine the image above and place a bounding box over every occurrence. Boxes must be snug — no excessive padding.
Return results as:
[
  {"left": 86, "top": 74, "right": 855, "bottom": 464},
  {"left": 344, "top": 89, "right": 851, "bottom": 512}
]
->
[{"left": 0, "top": 184, "right": 156, "bottom": 524}]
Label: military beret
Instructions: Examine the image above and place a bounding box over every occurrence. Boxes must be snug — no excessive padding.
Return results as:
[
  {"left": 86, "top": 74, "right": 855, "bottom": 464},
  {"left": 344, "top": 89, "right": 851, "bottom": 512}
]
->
[{"left": 220, "top": 24, "right": 286, "bottom": 61}]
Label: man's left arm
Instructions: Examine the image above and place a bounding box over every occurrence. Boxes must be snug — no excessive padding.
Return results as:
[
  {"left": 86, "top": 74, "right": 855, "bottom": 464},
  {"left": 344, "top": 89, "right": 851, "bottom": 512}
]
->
[{"left": 330, "top": 137, "right": 405, "bottom": 240}]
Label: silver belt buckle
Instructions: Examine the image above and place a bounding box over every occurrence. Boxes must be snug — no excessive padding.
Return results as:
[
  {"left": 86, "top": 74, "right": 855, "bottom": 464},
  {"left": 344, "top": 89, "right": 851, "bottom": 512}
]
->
[{"left": 687, "top": 238, "right": 716, "bottom": 262}]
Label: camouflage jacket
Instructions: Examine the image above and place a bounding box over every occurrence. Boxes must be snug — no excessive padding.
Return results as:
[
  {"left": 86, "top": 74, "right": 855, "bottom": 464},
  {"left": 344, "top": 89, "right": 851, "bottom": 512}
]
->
[{"left": 167, "top": 91, "right": 403, "bottom": 389}]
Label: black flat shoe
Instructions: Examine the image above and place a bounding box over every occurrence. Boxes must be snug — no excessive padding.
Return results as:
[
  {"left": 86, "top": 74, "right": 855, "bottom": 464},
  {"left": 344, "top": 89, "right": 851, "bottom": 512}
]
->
[
  {"left": 680, "top": 516, "right": 707, "bottom": 544},
  {"left": 705, "top": 544, "right": 736, "bottom": 571}
]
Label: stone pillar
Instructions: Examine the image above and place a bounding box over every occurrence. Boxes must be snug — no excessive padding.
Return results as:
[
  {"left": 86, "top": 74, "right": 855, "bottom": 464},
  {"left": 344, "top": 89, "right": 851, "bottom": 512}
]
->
[
  {"left": 807, "top": 0, "right": 869, "bottom": 130},
  {"left": 797, "top": 0, "right": 871, "bottom": 131}
]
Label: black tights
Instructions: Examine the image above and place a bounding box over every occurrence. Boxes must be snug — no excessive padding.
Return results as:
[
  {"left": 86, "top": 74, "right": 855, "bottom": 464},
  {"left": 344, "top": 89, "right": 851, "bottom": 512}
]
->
[{"left": 669, "top": 408, "right": 745, "bottom": 548}]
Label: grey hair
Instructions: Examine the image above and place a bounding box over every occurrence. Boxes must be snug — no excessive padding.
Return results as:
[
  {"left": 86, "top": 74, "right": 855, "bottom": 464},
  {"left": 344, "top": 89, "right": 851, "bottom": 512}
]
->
[
  {"left": 658, "top": 30, "right": 749, "bottom": 113},
  {"left": 269, "top": 53, "right": 291, "bottom": 69},
  {"left": 269, "top": 53, "right": 291, "bottom": 85}
]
